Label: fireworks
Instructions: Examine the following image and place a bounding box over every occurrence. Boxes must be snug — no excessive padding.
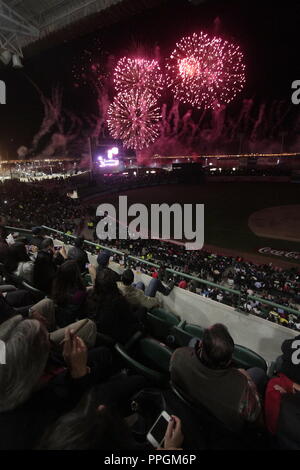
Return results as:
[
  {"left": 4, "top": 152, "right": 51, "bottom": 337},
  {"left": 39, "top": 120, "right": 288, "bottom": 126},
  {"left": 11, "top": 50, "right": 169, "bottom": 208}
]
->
[
  {"left": 72, "top": 38, "right": 104, "bottom": 88},
  {"left": 166, "top": 32, "right": 246, "bottom": 109},
  {"left": 114, "top": 57, "right": 164, "bottom": 98},
  {"left": 107, "top": 89, "right": 161, "bottom": 150}
]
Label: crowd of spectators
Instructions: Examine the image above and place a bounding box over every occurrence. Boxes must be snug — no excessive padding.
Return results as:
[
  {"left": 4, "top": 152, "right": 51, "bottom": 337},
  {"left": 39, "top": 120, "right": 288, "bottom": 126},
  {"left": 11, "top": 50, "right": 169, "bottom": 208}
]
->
[
  {"left": 1, "top": 224, "right": 300, "bottom": 450},
  {"left": 0, "top": 180, "right": 85, "bottom": 234},
  {"left": 0, "top": 177, "right": 299, "bottom": 331},
  {"left": 92, "top": 238, "right": 300, "bottom": 330}
]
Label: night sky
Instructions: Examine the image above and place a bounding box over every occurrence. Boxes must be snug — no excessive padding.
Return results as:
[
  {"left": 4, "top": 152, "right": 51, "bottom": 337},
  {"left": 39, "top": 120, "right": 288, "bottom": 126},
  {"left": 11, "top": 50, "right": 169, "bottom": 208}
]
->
[{"left": 0, "top": 0, "right": 299, "bottom": 158}]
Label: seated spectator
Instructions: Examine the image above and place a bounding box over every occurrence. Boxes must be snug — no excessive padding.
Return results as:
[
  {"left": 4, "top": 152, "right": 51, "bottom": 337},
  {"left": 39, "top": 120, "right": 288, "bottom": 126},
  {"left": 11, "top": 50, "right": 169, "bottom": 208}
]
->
[
  {"left": 33, "top": 238, "right": 67, "bottom": 294},
  {"left": 96, "top": 250, "right": 120, "bottom": 282},
  {"left": 265, "top": 334, "right": 300, "bottom": 436},
  {"left": 170, "top": 323, "right": 267, "bottom": 432},
  {"left": 187, "top": 280, "right": 198, "bottom": 293},
  {"left": 134, "top": 267, "right": 175, "bottom": 298},
  {"left": 51, "top": 260, "right": 87, "bottom": 327},
  {"left": 38, "top": 389, "right": 183, "bottom": 451},
  {"left": 9, "top": 242, "right": 35, "bottom": 284},
  {"left": 276, "top": 393, "right": 300, "bottom": 449},
  {"left": 67, "top": 237, "right": 89, "bottom": 273},
  {"left": 178, "top": 280, "right": 187, "bottom": 289},
  {"left": 0, "top": 316, "right": 115, "bottom": 450},
  {"left": 83, "top": 268, "right": 142, "bottom": 344},
  {"left": 117, "top": 269, "right": 160, "bottom": 310},
  {"left": 30, "top": 227, "right": 47, "bottom": 249},
  {"left": 279, "top": 334, "right": 300, "bottom": 384}
]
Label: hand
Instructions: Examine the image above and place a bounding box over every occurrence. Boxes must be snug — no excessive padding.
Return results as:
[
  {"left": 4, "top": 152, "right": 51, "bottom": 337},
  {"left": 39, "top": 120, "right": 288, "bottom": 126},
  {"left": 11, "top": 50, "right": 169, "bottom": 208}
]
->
[
  {"left": 238, "top": 368, "right": 251, "bottom": 379},
  {"left": 274, "top": 384, "right": 287, "bottom": 394},
  {"left": 63, "top": 328, "right": 88, "bottom": 378},
  {"left": 88, "top": 263, "right": 96, "bottom": 274},
  {"left": 88, "top": 264, "right": 97, "bottom": 284},
  {"left": 30, "top": 310, "right": 49, "bottom": 329},
  {"left": 163, "top": 415, "right": 184, "bottom": 450},
  {"left": 59, "top": 245, "right": 67, "bottom": 259},
  {"left": 293, "top": 383, "right": 300, "bottom": 393}
]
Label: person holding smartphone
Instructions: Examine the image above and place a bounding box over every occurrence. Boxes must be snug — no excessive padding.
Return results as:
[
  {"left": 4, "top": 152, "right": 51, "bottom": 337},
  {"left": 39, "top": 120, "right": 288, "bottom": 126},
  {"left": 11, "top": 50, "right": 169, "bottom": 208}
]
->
[
  {"left": 148, "top": 413, "right": 184, "bottom": 450},
  {"left": 37, "top": 387, "right": 184, "bottom": 451}
]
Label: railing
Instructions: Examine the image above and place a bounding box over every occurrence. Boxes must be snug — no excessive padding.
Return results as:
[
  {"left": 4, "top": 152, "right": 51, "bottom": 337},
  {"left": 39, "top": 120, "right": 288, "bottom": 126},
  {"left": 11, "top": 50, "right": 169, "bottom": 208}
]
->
[{"left": 5, "top": 224, "right": 300, "bottom": 319}]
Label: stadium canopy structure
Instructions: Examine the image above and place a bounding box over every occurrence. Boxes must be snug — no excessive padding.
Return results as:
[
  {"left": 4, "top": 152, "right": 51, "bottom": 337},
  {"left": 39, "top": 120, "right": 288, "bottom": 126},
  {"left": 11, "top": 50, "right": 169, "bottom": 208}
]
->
[{"left": 0, "top": 0, "right": 169, "bottom": 64}]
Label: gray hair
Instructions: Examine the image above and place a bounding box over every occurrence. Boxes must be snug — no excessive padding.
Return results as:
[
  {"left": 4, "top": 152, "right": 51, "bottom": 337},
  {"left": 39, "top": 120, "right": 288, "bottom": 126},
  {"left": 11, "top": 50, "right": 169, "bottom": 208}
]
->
[{"left": 0, "top": 315, "right": 50, "bottom": 412}]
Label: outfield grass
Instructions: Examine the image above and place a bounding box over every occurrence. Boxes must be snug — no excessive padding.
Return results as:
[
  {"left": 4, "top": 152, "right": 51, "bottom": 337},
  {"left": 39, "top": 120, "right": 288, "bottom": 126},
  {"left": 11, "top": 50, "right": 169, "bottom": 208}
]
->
[{"left": 91, "top": 182, "right": 300, "bottom": 263}]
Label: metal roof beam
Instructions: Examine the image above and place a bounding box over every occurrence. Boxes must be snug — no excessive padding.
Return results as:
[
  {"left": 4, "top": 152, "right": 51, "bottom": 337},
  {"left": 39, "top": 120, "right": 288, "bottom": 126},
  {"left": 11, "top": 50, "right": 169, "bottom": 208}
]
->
[{"left": 0, "top": 0, "right": 40, "bottom": 37}]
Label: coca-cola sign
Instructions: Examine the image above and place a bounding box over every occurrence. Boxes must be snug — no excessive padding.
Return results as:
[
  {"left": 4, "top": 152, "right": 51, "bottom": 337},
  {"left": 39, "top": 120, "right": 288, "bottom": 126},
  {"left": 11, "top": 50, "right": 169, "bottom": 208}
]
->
[{"left": 259, "top": 247, "right": 300, "bottom": 260}]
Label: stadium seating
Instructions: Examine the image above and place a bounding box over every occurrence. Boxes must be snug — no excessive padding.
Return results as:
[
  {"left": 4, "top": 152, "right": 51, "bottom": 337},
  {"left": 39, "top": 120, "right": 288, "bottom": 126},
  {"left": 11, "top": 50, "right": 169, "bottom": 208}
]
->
[
  {"left": 233, "top": 344, "right": 267, "bottom": 371},
  {"left": 135, "top": 337, "right": 172, "bottom": 375},
  {"left": 145, "top": 308, "right": 180, "bottom": 341},
  {"left": 169, "top": 321, "right": 204, "bottom": 347},
  {"left": 114, "top": 342, "right": 167, "bottom": 385}
]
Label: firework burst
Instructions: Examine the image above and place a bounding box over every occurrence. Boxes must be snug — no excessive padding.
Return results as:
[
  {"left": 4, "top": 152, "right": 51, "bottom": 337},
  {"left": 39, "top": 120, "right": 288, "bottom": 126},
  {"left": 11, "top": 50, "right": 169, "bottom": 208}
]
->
[
  {"left": 107, "top": 89, "right": 161, "bottom": 150},
  {"left": 114, "top": 57, "right": 164, "bottom": 98},
  {"left": 166, "top": 32, "right": 246, "bottom": 109},
  {"left": 72, "top": 37, "right": 104, "bottom": 88}
]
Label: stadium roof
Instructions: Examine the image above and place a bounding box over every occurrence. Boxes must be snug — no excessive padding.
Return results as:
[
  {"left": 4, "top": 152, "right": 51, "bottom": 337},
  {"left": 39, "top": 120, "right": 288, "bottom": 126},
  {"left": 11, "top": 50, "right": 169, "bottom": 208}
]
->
[{"left": 0, "top": 0, "right": 168, "bottom": 60}]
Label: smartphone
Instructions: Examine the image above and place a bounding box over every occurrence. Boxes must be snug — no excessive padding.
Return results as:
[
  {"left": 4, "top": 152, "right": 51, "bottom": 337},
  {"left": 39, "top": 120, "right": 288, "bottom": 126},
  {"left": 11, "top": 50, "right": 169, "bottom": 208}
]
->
[
  {"left": 85, "top": 263, "right": 90, "bottom": 269},
  {"left": 54, "top": 245, "right": 61, "bottom": 251},
  {"left": 147, "top": 411, "right": 171, "bottom": 448}
]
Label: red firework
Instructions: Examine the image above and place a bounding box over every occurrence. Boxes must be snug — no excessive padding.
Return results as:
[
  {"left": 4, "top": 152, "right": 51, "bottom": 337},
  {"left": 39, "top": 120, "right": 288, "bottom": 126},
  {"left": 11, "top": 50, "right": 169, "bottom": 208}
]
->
[
  {"left": 114, "top": 57, "right": 164, "bottom": 98},
  {"left": 107, "top": 89, "right": 161, "bottom": 150},
  {"left": 166, "top": 32, "right": 246, "bottom": 109}
]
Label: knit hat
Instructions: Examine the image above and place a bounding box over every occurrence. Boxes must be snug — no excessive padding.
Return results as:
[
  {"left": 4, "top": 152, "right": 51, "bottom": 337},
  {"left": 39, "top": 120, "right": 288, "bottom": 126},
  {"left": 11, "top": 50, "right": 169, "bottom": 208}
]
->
[{"left": 97, "top": 250, "right": 111, "bottom": 268}]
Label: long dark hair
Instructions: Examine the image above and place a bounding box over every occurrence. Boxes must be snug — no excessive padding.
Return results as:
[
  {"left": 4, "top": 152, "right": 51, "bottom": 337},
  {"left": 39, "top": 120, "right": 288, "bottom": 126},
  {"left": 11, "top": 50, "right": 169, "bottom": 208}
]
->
[
  {"left": 37, "top": 389, "right": 137, "bottom": 450},
  {"left": 52, "top": 260, "right": 85, "bottom": 305},
  {"left": 89, "top": 268, "right": 128, "bottom": 317},
  {"left": 93, "top": 268, "right": 121, "bottom": 300}
]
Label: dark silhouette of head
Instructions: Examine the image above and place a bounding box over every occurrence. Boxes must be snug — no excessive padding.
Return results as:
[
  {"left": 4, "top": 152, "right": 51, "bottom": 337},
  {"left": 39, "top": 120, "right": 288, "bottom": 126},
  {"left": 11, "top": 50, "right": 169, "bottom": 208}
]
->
[
  {"left": 199, "top": 323, "right": 234, "bottom": 370},
  {"left": 97, "top": 251, "right": 111, "bottom": 269},
  {"left": 121, "top": 269, "right": 134, "bottom": 286},
  {"left": 74, "top": 237, "right": 84, "bottom": 249},
  {"left": 52, "top": 260, "right": 84, "bottom": 304}
]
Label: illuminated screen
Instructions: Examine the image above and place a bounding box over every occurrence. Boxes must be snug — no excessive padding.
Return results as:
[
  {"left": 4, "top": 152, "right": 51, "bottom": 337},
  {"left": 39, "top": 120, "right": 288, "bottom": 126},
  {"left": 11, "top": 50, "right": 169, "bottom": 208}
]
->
[
  {"left": 97, "top": 146, "right": 120, "bottom": 169},
  {"left": 150, "top": 416, "right": 169, "bottom": 444}
]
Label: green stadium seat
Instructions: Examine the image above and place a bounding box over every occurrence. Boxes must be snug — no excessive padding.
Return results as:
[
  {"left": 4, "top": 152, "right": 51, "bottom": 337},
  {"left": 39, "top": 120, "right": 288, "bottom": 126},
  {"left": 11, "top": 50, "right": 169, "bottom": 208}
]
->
[
  {"left": 136, "top": 337, "right": 173, "bottom": 376},
  {"left": 170, "top": 322, "right": 191, "bottom": 347},
  {"left": 183, "top": 323, "right": 205, "bottom": 340},
  {"left": 150, "top": 308, "right": 180, "bottom": 325},
  {"left": 114, "top": 343, "right": 166, "bottom": 385},
  {"left": 169, "top": 321, "right": 204, "bottom": 348},
  {"left": 233, "top": 344, "right": 267, "bottom": 371},
  {"left": 145, "top": 309, "right": 180, "bottom": 341}
]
